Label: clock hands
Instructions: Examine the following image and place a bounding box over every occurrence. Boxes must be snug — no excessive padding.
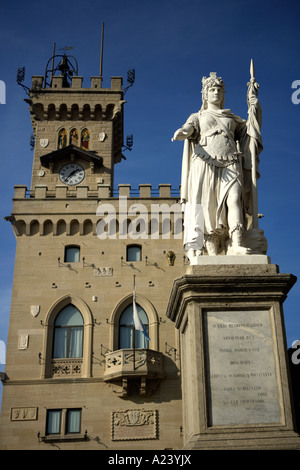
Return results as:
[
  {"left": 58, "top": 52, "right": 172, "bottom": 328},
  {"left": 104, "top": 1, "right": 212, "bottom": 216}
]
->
[
  {"left": 59, "top": 164, "right": 85, "bottom": 185},
  {"left": 65, "top": 168, "right": 80, "bottom": 181}
]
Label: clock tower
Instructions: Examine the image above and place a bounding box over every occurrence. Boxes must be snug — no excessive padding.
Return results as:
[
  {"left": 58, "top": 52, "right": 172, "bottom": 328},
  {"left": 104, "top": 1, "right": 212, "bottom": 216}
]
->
[
  {"left": 29, "top": 51, "right": 125, "bottom": 195},
  {"left": 0, "top": 47, "right": 185, "bottom": 451}
]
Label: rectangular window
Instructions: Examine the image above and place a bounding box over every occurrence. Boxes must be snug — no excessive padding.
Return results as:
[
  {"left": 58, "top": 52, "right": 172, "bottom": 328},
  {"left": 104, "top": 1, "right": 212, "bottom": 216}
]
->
[
  {"left": 52, "top": 327, "right": 83, "bottom": 358},
  {"left": 64, "top": 246, "right": 80, "bottom": 262},
  {"left": 66, "top": 409, "right": 81, "bottom": 433},
  {"left": 126, "top": 245, "right": 141, "bottom": 261},
  {"left": 46, "top": 410, "right": 61, "bottom": 435},
  {"left": 46, "top": 408, "right": 82, "bottom": 436}
]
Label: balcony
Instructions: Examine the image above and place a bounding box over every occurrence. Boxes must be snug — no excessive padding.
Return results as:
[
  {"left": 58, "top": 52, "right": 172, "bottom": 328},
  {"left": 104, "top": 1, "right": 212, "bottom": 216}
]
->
[
  {"left": 51, "top": 358, "right": 83, "bottom": 377},
  {"left": 103, "top": 348, "right": 164, "bottom": 397}
]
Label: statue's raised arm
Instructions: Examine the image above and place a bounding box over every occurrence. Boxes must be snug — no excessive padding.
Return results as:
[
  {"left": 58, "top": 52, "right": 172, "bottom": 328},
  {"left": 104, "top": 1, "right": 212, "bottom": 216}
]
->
[{"left": 172, "top": 68, "right": 267, "bottom": 264}]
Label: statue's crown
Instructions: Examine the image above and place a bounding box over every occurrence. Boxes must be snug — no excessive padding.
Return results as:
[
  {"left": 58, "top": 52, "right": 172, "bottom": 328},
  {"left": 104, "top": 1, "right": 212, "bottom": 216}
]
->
[{"left": 202, "top": 72, "right": 224, "bottom": 92}]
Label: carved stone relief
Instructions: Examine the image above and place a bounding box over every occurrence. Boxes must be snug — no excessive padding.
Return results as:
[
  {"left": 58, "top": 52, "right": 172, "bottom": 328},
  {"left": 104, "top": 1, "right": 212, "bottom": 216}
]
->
[
  {"left": 111, "top": 409, "right": 158, "bottom": 441},
  {"left": 40, "top": 138, "right": 49, "bottom": 148},
  {"left": 94, "top": 267, "right": 113, "bottom": 277},
  {"left": 11, "top": 407, "right": 38, "bottom": 421},
  {"left": 18, "top": 334, "right": 29, "bottom": 350},
  {"left": 98, "top": 131, "right": 106, "bottom": 142},
  {"left": 30, "top": 305, "right": 40, "bottom": 317}
]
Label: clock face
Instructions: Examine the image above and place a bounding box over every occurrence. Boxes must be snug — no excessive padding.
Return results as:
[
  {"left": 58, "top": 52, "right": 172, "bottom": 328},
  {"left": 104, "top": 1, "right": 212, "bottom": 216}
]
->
[{"left": 59, "top": 163, "right": 85, "bottom": 185}]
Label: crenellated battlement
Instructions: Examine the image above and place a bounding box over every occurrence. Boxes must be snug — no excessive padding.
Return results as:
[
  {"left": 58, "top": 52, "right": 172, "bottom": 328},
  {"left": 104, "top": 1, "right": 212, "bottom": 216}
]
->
[
  {"left": 31, "top": 75, "right": 123, "bottom": 91},
  {"left": 10, "top": 184, "right": 183, "bottom": 239},
  {"left": 29, "top": 75, "right": 124, "bottom": 123},
  {"left": 14, "top": 184, "right": 180, "bottom": 200}
]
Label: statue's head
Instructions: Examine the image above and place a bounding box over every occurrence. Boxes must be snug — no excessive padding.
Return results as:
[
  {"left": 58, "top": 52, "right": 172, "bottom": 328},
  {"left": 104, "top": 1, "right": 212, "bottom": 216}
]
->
[{"left": 201, "top": 72, "right": 225, "bottom": 109}]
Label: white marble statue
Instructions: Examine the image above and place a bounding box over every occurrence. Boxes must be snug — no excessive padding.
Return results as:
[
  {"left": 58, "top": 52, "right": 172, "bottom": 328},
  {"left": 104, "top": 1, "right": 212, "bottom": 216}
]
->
[{"left": 172, "top": 63, "right": 264, "bottom": 260}]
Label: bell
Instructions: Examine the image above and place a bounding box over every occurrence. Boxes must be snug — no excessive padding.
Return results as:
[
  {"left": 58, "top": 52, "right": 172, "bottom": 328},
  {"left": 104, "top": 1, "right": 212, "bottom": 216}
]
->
[
  {"left": 58, "top": 56, "right": 69, "bottom": 74},
  {"left": 58, "top": 55, "right": 72, "bottom": 87}
]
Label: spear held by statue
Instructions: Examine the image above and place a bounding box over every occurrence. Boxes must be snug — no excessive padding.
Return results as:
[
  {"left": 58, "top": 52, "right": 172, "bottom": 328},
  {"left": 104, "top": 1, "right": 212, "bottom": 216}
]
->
[{"left": 247, "top": 58, "right": 263, "bottom": 229}]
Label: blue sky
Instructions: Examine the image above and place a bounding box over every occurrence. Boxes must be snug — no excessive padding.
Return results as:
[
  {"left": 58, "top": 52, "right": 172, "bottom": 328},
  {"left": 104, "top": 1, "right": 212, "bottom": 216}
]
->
[{"left": 0, "top": 0, "right": 299, "bottom": 398}]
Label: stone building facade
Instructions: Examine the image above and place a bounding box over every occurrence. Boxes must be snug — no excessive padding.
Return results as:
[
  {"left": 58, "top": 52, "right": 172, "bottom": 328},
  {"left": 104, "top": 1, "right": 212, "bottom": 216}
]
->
[{"left": 0, "top": 57, "right": 184, "bottom": 449}]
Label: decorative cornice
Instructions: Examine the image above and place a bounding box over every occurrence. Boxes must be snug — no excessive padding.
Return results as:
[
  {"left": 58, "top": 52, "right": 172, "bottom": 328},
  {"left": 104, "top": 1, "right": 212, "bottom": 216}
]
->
[{"left": 166, "top": 266, "right": 297, "bottom": 326}]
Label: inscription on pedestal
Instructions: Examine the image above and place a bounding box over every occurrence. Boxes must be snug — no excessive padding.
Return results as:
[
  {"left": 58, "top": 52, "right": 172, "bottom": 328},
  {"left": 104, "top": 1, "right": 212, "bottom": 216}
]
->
[{"left": 204, "top": 310, "right": 281, "bottom": 426}]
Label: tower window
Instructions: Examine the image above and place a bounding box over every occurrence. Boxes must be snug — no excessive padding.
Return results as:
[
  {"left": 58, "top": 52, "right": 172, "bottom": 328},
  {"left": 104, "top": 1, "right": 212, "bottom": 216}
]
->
[
  {"left": 81, "top": 128, "right": 90, "bottom": 149},
  {"left": 52, "top": 305, "right": 84, "bottom": 358},
  {"left": 58, "top": 128, "right": 67, "bottom": 149},
  {"left": 126, "top": 244, "right": 141, "bottom": 262},
  {"left": 119, "top": 304, "right": 149, "bottom": 349},
  {"left": 64, "top": 245, "right": 80, "bottom": 262},
  {"left": 69, "top": 128, "right": 79, "bottom": 146}
]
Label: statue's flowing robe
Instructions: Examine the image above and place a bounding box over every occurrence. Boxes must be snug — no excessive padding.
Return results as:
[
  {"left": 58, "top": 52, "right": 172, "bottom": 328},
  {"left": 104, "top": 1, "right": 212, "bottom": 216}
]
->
[{"left": 180, "top": 108, "right": 262, "bottom": 250}]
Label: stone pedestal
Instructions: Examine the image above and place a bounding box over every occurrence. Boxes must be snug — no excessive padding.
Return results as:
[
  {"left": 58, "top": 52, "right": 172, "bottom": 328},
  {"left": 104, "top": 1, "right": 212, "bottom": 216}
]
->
[{"left": 166, "top": 261, "right": 300, "bottom": 449}]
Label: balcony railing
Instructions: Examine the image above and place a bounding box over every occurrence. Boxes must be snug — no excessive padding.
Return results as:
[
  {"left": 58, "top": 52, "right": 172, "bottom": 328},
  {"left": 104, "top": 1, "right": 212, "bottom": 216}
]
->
[
  {"left": 103, "top": 349, "right": 164, "bottom": 396},
  {"left": 51, "top": 358, "right": 83, "bottom": 377}
]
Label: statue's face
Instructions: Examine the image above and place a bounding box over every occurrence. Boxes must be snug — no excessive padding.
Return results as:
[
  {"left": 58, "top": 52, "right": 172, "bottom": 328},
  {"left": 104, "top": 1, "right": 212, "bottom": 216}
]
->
[{"left": 207, "top": 85, "right": 224, "bottom": 106}]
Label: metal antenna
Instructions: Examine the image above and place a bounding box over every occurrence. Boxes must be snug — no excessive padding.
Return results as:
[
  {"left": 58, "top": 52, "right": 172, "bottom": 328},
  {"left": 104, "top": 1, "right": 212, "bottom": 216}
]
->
[{"left": 100, "top": 22, "right": 104, "bottom": 77}]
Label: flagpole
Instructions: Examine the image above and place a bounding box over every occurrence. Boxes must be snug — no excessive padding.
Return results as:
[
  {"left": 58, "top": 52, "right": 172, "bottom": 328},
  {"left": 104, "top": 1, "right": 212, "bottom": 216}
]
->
[
  {"left": 133, "top": 275, "right": 136, "bottom": 371},
  {"left": 132, "top": 274, "right": 150, "bottom": 372},
  {"left": 100, "top": 22, "right": 104, "bottom": 78}
]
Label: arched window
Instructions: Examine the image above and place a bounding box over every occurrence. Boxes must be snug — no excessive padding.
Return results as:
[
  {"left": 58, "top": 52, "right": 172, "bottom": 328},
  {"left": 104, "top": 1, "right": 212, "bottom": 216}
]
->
[
  {"left": 64, "top": 245, "right": 80, "bottom": 262},
  {"left": 119, "top": 304, "right": 149, "bottom": 349},
  {"left": 126, "top": 244, "right": 142, "bottom": 262},
  {"left": 53, "top": 305, "right": 83, "bottom": 358},
  {"left": 58, "top": 128, "right": 67, "bottom": 149},
  {"left": 69, "top": 128, "right": 79, "bottom": 146},
  {"left": 81, "top": 128, "right": 90, "bottom": 149}
]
